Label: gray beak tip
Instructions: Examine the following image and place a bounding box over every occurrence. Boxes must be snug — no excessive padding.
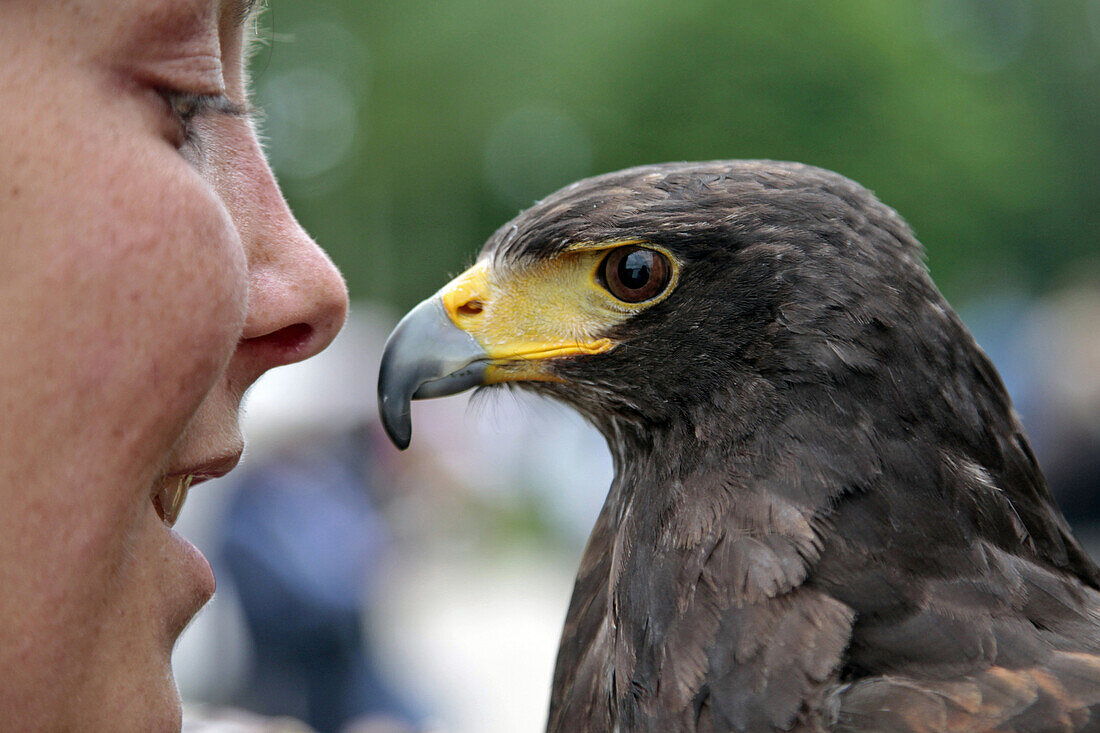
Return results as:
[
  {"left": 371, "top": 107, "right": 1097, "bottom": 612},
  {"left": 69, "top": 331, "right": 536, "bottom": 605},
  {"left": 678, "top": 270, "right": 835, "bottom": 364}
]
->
[
  {"left": 377, "top": 338, "right": 417, "bottom": 450},
  {"left": 376, "top": 297, "right": 490, "bottom": 450},
  {"left": 378, "top": 394, "right": 412, "bottom": 450}
]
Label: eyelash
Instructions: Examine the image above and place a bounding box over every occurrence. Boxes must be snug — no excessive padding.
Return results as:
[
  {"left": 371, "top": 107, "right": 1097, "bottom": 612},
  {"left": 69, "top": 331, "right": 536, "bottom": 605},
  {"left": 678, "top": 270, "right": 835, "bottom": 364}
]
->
[{"left": 160, "top": 90, "right": 250, "bottom": 151}]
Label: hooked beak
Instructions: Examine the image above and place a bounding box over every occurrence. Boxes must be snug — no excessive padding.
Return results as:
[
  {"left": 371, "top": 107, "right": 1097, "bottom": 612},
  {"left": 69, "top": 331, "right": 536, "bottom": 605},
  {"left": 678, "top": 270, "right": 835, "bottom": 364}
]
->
[
  {"left": 377, "top": 259, "right": 617, "bottom": 450},
  {"left": 376, "top": 297, "right": 489, "bottom": 450}
]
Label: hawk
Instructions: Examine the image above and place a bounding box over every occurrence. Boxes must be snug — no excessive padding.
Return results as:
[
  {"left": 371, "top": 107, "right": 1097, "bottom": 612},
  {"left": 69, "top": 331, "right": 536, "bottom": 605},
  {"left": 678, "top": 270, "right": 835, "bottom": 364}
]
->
[{"left": 378, "top": 161, "right": 1100, "bottom": 731}]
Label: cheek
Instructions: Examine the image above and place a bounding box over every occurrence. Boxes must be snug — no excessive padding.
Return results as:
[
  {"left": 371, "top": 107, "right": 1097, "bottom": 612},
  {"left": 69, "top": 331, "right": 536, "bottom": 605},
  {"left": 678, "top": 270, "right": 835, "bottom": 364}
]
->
[
  {"left": 0, "top": 123, "right": 247, "bottom": 722},
  {"left": 125, "top": 182, "right": 248, "bottom": 389},
  {"left": 1, "top": 126, "right": 249, "bottom": 488},
  {"left": 0, "top": 39, "right": 249, "bottom": 724},
  {"left": 22, "top": 159, "right": 249, "bottom": 558},
  {"left": 82, "top": 172, "right": 248, "bottom": 464}
]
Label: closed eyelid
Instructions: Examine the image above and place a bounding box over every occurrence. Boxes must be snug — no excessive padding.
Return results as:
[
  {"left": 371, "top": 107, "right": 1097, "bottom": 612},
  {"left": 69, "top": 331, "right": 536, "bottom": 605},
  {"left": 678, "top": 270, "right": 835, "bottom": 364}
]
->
[
  {"left": 171, "top": 92, "right": 252, "bottom": 123},
  {"left": 114, "top": 0, "right": 235, "bottom": 89},
  {"left": 158, "top": 54, "right": 225, "bottom": 81},
  {"left": 133, "top": 55, "right": 227, "bottom": 99},
  {"left": 160, "top": 90, "right": 254, "bottom": 158}
]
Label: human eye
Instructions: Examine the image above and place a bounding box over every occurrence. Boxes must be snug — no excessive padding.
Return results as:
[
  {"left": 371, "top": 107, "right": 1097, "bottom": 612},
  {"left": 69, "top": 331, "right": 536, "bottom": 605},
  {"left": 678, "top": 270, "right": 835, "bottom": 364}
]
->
[{"left": 157, "top": 89, "right": 250, "bottom": 153}]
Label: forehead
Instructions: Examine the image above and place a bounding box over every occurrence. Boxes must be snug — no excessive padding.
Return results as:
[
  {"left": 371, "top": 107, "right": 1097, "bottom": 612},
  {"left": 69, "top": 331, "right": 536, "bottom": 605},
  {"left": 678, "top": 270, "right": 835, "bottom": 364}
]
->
[
  {"left": 127, "top": 0, "right": 258, "bottom": 22},
  {"left": 90, "top": 0, "right": 257, "bottom": 44},
  {"left": 65, "top": 0, "right": 264, "bottom": 88}
]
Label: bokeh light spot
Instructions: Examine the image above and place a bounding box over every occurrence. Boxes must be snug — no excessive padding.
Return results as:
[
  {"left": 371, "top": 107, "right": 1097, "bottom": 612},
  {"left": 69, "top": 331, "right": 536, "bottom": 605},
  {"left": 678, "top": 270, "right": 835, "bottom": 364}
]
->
[{"left": 259, "top": 67, "right": 359, "bottom": 183}]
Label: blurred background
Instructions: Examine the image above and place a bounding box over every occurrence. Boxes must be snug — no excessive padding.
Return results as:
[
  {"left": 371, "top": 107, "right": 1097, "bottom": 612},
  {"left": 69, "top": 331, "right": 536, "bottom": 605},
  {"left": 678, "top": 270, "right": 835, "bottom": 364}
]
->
[{"left": 178, "top": 1, "right": 1100, "bottom": 731}]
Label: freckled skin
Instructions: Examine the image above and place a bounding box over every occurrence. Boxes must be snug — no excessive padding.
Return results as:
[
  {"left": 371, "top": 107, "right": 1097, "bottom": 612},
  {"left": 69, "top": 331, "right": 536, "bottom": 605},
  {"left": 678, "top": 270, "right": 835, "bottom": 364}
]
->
[{"left": 0, "top": 1, "right": 348, "bottom": 728}]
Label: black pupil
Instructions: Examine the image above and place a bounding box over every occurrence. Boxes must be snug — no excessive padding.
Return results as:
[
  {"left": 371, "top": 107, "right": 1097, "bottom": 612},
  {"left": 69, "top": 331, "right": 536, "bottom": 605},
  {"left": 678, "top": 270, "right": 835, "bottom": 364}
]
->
[{"left": 618, "top": 250, "right": 652, "bottom": 290}]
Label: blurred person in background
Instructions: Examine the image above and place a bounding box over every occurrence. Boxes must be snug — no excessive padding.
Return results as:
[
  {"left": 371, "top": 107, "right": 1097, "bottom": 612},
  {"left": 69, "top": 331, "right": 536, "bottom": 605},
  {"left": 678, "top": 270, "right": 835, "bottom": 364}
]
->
[
  {"left": 221, "top": 424, "right": 421, "bottom": 733},
  {"left": 964, "top": 277, "right": 1100, "bottom": 545},
  {"left": 1022, "top": 280, "right": 1100, "bottom": 533},
  {"left": 0, "top": 0, "right": 348, "bottom": 729}
]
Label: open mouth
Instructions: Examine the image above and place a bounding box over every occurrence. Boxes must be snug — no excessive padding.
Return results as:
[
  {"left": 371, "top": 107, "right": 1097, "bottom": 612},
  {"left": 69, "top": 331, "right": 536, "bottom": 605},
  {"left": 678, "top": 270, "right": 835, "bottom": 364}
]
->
[
  {"left": 151, "top": 451, "right": 242, "bottom": 527},
  {"left": 152, "top": 474, "right": 196, "bottom": 528}
]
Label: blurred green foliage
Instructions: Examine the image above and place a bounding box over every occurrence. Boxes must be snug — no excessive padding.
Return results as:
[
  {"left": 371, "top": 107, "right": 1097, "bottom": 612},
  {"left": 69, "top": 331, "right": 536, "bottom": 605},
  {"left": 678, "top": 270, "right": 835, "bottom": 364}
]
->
[{"left": 251, "top": 0, "right": 1100, "bottom": 310}]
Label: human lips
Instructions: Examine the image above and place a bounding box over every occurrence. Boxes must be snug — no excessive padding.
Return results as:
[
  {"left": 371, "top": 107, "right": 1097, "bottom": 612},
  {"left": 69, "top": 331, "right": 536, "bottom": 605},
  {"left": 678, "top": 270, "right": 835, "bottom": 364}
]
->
[
  {"left": 152, "top": 451, "right": 241, "bottom": 528},
  {"left": 152, "top": 474, "right": 193, "bottom": 527}
]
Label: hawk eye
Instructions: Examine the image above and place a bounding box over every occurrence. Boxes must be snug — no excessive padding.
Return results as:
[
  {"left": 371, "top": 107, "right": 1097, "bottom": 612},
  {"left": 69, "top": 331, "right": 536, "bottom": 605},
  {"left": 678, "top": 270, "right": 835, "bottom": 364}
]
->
[{"left": 600, "top": 246, "right": 671, "bottom": 303}]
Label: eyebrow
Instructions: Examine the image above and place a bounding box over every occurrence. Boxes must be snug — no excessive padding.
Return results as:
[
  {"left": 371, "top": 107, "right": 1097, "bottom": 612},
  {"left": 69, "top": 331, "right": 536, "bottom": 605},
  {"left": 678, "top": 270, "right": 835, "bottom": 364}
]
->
[
  {"left": 230, "top": 0, "right": 261, "bottom": 27},
  {"left": 232, "top": 0, "right": 269, "bottom": 60}
]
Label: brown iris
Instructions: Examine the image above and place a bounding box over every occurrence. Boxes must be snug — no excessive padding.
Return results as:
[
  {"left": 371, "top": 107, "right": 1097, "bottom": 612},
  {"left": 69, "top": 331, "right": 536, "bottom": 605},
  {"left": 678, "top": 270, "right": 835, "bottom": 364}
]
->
[{"left": 599, "top": 245, "right": 672, "bottom": 303}]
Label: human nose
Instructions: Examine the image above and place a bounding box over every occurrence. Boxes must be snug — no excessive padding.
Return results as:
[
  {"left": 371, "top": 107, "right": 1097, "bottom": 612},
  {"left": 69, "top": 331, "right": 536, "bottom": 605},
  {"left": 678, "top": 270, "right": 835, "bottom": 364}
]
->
[{"left": 230, "top": 154, "right": 350, "bottom": 384}]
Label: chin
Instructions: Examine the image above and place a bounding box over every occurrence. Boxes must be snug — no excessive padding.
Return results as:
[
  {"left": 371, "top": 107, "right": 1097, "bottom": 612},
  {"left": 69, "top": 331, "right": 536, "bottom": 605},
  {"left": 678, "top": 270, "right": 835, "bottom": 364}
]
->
[
  {"left": 116, "top": 682, "right": 183, "bottom": 732},
  {"left": 154, "top": 680, "right": 185, "bottom": 732},
  {"left": 81, "top": 655, "right": 182, "bottom": 731},
  {"left": 137, "top": 619, "right": 187, "bottom": 731},
  {"left": 92, "top": 508, "right": 211, "bottom": 731}
]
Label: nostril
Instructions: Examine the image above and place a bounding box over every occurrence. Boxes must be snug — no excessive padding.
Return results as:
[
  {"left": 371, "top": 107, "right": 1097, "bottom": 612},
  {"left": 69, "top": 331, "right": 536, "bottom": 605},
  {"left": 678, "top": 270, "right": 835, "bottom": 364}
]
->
[
  {"left": 457, "top": 300, "right": 484, "bottom": 317},
  {"left": 244, "top": 322, "right": 315, "bottom": 357}
]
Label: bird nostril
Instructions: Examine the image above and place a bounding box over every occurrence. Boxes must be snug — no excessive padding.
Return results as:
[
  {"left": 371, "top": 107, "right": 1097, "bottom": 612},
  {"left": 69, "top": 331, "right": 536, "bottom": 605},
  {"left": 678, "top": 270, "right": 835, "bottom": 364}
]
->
[{"left": 457, "top": 300, "right": 484, "bottom": 317}]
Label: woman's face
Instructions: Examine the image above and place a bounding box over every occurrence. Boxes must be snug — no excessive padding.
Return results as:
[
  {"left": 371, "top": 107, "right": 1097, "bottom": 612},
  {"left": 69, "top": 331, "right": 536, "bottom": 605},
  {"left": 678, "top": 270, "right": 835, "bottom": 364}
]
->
[{"left": 0, "top": 0, "right": 348, "bottom": 727}]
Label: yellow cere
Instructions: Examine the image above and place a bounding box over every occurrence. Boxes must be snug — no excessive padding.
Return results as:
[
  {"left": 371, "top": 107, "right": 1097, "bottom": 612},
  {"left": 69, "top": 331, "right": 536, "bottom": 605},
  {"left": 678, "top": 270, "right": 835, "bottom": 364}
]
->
[{"left": 435, "top": 242, "right": 680, "bottom": 384}]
